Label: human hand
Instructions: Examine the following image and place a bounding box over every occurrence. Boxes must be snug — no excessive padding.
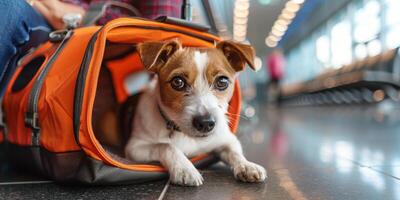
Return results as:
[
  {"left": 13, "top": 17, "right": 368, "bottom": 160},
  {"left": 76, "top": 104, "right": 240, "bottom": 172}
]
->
[{"left": 30, "top": 0, "right": 85, "bottom": 29}]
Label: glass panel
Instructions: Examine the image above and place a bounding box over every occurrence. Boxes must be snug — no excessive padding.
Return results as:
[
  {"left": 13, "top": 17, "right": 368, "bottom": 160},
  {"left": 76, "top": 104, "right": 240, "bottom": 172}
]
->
[
  {"left": 367, "top": 39, "right": 382, "bottom": 56},
  {"left": 331, "top": 20, "right": 352, "bottom": 67},
  {"left": 385, "top": 0, "right": 400, "bottom": 26},
  {"left": 354, "top": 0, "right": 381, "bottom": 43},
  {"left": 385, "top": 26, "right": 400, "bottom": 49},
  {"left": 385, "top": 0, "right": 400, "bottom": 49},
  {"left": 316, "top": 35, "right": 330, "bottom": 65},
  {"left": 355, "top": 43, "right": 368, "bottom": 60}
]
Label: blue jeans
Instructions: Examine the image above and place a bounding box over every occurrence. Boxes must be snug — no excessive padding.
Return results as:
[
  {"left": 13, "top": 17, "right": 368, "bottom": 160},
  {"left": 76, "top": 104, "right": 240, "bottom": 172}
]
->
[{"left": 0, "top": 0, "right": 52, "bottom": 96}]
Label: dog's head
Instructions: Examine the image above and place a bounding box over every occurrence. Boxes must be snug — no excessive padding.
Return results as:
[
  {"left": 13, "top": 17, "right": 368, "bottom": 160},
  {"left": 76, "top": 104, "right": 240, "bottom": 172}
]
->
[{"left": 137, "top": 39, "right": 257, "bottom": 137}]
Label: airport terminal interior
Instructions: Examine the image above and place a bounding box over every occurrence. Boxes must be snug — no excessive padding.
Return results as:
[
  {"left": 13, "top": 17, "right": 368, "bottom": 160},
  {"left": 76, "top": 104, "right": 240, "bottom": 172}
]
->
[{"left": 1, "top": 0, "right": 400, "bottom": 199}]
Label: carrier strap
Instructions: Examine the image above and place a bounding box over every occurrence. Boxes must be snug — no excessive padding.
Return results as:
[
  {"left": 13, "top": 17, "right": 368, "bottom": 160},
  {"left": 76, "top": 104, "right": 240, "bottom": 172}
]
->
[
  {"left": 0, "top": 96, "right": 7, "bottom": 142},
  {"left": 25, "top": 30, "right": 74, "bottom": 146},
  {"left": 80, "top": 1, "right": 141, "bottom": 27}
]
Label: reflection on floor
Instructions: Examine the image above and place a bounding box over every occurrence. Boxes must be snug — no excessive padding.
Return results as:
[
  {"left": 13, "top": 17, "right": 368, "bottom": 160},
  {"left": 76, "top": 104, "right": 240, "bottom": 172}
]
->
[{"left": 1, "top": 100, "right": 400, "bottom": 200}]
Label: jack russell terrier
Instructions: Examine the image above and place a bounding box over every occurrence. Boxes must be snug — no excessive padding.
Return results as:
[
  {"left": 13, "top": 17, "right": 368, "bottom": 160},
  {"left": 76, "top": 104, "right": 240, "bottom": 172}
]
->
[{"left": 125, "top": 39, "right": 266, "bottom": 186}]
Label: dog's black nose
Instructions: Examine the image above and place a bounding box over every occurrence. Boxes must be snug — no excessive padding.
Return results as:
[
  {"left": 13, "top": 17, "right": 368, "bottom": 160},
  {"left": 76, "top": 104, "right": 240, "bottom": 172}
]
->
[{"left": 192, "top": 114, "right": 216, "bottom": 133}]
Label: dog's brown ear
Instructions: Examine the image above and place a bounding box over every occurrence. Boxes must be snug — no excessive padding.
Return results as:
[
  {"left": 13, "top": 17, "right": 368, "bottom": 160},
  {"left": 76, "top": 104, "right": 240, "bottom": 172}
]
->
[
  {"left": 217, "top": 41, "right": 258, "bottom": 72},
  {"left": 137, "top": 40, "right": 182, "bottom": 72}
]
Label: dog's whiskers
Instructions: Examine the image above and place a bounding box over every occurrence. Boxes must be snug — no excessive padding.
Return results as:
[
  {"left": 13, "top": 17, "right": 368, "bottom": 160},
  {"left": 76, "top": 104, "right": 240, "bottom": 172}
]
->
[{"left": 226, "top": 112, "right": 249, "bottom": 120}]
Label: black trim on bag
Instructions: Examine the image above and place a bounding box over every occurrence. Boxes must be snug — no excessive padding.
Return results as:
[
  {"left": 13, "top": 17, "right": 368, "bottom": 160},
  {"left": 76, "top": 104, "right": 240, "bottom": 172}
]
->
[
  {"left": 7, "top": 143, "right": 218, "bottom": 184},
  {"left": 73, "top": 24, "right": 217, "bottom": 144},
  {"left": 7, "top": 143, "right": 168, "bottom": 184},
  {"left": 73, "top": 29, "right": 101, "bottom": 144},
  {"left": 127, "top": 24, "right": 216, "bottom": 43},
  {"left": 11, "top": 56, "right": 46, "bottom": 92},
  {"left": 25, "top": 30, "right": 74, "bottom": 146}
]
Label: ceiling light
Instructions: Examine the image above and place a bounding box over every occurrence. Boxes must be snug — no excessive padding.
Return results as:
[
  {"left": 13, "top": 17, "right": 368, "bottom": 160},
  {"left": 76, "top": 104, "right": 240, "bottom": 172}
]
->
[
  {"left": 234, "top": 31, "right": 247, "bottom": 38},
  {"left": 290, "top": 0, "right": 305, "bottom": 4},
  {"left": 265, "top": 0, "right": 305, "bottom": 47},
  {"left": 268, "top": 35, "right": 281, "bottom": 42},
  {"left": 281, "top": 12, "right": 296, "bottom": 20},
  {"left": 273, "top": 23, "right": 288, "bottom": 32},
  {"left": 234, "top": 17, "right": 248, "bottom": 25},
  {"left": 234, "top": 9, "right": 249, "bottom": 18},
  {"left": 234, "top": 36, "right": 246, "bottom": 42},
  {"left": 235, "top": 2, "right": 250, "bottom": 10},
  {"left": 234, "top": 24, "right": 247, "bottom": 31},
  {"left": 254, "top": 56, "right": 263, "bottom": 70},
  {"left": 265, "top": 39, "right": 278, "bottom": 47},
  {"left": 285, "top": 1, "right": 301, "bottom": 12},
  {"left": 272, "top": 29, "right": 285, "bottom": 37},
  {"left": 276, "top": 18, "right": 291, "bottom": 26}
]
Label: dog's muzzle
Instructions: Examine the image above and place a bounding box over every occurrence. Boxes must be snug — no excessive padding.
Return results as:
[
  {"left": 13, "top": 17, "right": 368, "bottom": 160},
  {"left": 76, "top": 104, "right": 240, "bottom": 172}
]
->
[{"left": 192, "top": 114, "right": 216, "bottom": 133}]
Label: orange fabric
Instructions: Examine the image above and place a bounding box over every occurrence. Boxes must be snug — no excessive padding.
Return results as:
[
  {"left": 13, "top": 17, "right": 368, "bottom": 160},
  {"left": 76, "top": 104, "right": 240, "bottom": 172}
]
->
[
  {"left": 106, "top": 52, "right": 144, "bottom": 103},
  {"left": 4, "top": 42, "right": 55, "bottom": 147},
  {"left": 2, "top": 18, "right": 241, "bottom": 172},
  {"left": 3, "top": 26, "right": 99, "bottom": 152}
]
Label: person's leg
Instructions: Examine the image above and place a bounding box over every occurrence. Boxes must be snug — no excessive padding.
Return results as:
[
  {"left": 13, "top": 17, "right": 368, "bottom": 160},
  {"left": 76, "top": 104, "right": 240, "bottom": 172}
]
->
[{"left": 0, "top": 0, "right": 52, "bottom": 96}]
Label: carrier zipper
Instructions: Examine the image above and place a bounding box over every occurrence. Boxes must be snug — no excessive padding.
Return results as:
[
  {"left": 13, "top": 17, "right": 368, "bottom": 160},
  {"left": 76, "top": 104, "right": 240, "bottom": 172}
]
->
[
  {"left": 73, "top": 31, "right": 100, "bottom": 142},
  {"left": 73, "top": 24, "right": 217, "bottom": 143},
  {"left": 25, "top": 30, "right": 73, "bottom": 146}
]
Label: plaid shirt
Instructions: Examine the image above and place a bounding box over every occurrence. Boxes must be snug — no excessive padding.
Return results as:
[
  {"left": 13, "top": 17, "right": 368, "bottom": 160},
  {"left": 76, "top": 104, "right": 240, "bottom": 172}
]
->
[{"left": 62, "top": 0, "right": 182, "bottom": 24}]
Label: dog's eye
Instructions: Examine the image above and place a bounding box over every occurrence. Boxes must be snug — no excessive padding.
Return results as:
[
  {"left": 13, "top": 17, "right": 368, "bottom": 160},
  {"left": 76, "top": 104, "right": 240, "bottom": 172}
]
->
[
  {"left": 214, "top": 76, "right": 230, "bottom": 91},
  {"left": 170, "top": 76, "right": 186, "bottom": 91}
]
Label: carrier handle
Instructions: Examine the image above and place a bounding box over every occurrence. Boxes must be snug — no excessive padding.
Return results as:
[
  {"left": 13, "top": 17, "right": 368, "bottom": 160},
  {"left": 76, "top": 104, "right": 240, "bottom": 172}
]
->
[
  {"left": 155, "top": 16, "right": 210, "bottom": 32},
  {"left": 80, "top": 1, "right": 142, "bottom": 27}
]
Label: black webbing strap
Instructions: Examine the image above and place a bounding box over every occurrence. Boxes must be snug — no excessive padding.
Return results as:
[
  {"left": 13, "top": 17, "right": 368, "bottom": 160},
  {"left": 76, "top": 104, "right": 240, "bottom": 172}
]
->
[
  {"left": 0, "top": 97, "right": 6, "bottom": 142},
  {"left": 25, "top": 30, "right": 74, "bottom": 146}
]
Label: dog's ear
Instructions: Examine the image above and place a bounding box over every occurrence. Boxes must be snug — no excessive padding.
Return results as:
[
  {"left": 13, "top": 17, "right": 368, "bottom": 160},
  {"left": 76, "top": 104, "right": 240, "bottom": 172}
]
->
[
  {"left": 216, "top": 41, "right": 258, "bottom": 72},
  {"left": 137, "top": 40, "right": 182, "bottom": 72}
]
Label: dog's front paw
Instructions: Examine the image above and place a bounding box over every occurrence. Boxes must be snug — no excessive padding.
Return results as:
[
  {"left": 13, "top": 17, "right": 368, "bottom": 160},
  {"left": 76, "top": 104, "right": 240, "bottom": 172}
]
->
[
  {"left": 233, "top": 161, "right": 267, "bottom": 183},
  {"left": 169, "top": 165, "right": 204, "bottom": 186}
]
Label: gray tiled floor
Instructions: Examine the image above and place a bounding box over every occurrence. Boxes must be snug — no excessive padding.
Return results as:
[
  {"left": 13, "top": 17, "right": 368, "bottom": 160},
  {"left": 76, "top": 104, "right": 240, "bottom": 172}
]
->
[{"left": 1, "top": 102, "right": 400, "bottom": 199}]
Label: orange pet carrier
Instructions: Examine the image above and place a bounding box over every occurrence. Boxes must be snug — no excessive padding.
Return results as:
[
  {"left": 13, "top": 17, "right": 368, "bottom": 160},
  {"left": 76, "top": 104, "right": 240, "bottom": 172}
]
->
[{"left": 0, "top": 18, "right": 241, "bottom": 184}]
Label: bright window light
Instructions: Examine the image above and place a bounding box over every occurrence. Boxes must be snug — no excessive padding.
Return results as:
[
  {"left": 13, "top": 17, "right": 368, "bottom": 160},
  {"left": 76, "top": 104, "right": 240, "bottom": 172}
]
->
[
  {"left": 385, "top": 0, "right": 400, "bottom": 26},
  {"left": 355, "top": 44, "right": 368, "bottom": 59},
  {"left": 331, "top": 20, "right": 352, "bottom": 67},
  {"left": 367, "top": 39, "right": 382, "bottom": 56},
  {"left": 354, "top": 0, "right": 381, "bottom": 43},
  {"left": 385, "top": 26, "right": 400, "bottom": 49},
  {"left": 316, "top": 35, "right": 330, "bottom": 64}
]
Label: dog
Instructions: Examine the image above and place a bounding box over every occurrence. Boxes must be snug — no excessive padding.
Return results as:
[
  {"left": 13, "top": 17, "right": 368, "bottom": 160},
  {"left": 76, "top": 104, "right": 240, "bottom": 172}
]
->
[{"left": 125, "top": 39, "right": 266, "bottom": 186}]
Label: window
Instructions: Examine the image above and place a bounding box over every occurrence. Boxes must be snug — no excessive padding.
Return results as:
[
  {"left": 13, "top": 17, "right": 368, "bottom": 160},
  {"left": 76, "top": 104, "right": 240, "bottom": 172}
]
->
[
  {"left": 331, "top": 20, "right": 352, "bottom": 67},
  {"left": 367, "top": 39, "right": 382, "bottom": 56},
  {"left": 385, "top": 26, "right": 400, "bottom": 49},
  {"left": 282, "top": 0, "right": 397, "bottom": 84},
  {"left": 385, "top": 0, "right": 400, "bottom": 26},
  {"left": 316, "top": 35, "right": 330, "bottom": 65},
  {"left": 354, "top": 0, "right": 381, "bottom": 43},
  {"left": 385, "top": 0, "right": 400, "bottom": 49},
  {"left": 355, "top": 43, "right": 368, "bottom": 59}
]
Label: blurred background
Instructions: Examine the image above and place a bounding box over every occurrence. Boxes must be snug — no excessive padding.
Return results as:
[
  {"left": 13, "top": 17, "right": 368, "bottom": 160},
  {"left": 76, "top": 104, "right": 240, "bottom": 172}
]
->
[
  {"left": 192, "top": 0, "right": 400, "bottom": 107},
  {"left": 2, "top": 0, "right": 400, "bottom": 199}
]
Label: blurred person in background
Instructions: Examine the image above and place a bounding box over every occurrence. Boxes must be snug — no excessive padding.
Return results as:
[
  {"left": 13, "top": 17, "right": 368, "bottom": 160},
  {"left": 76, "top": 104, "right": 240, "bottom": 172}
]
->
[
  {"left": 266, "top": 48, "right": 285, "bottom": 104},
  {"left": 0, "top": 0, "right": 182, "bottom": 96}
]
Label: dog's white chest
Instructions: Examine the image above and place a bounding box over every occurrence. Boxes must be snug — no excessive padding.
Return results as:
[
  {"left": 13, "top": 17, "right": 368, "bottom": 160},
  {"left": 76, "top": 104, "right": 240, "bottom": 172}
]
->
[{"left": 168, "top": 132, "right": 219, "bottom": 157}]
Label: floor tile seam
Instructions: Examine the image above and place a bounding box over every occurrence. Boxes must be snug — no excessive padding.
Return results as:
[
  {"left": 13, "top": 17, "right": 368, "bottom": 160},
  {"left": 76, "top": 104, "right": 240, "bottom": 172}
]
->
[
  {"left": 157, "top": 180, "right": 170, "bottom": 200},
  {"left": 0, "top": 180, "right": 53, "bottom": 185}
]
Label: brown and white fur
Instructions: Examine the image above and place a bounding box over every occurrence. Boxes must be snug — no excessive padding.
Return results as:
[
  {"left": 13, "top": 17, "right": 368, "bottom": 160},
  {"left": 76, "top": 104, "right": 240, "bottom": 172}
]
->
[{"left": 125, "top": 39, "right": 266, "bottom": 186}]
